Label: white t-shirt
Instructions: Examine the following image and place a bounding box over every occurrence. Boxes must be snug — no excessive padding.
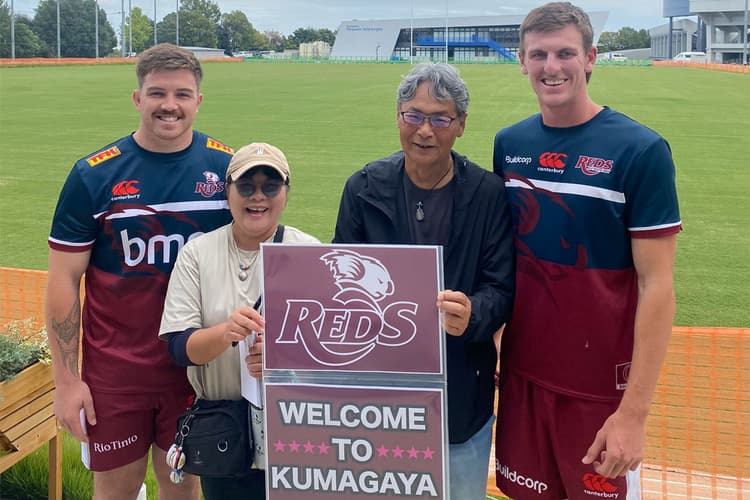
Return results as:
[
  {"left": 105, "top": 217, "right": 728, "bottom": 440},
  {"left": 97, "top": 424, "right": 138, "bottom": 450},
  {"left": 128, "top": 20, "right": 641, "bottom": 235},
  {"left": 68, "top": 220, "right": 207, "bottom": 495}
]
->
[{"left": 159, "top": 222, "right": 319, "bottom": 400}]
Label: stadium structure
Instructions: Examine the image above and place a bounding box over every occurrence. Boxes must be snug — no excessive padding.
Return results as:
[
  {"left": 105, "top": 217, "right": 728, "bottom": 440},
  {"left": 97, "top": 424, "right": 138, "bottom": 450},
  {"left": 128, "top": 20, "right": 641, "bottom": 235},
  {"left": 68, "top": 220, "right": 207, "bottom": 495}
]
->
[
  {"left": 661, "top": 0, "right": 750, "bottom": 63},
  {"left": 330, "top": 12, "right": 609, "bottom": 62}
]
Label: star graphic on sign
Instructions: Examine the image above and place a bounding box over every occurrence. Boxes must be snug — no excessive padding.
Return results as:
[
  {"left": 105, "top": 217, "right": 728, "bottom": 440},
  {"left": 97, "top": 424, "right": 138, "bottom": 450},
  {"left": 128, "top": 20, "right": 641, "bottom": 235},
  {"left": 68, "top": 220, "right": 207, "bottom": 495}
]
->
[
  {"left": 303, "top": 441, "right": 316, "bottom": 453},
  {"left": 376, "top": 445, "right": 390, "bottom": 457},
  {"left": 392, "top": 446, "right": 404, "bottom": 458},
  {"left": 407, "top": 446, "right": 419, "bottom": 459},
  {"left": 422, "top": 446, "right": 435, "bottom": 460},
  {"left": 317, "top": 442, "right": 331, "bottom": 454},
  {"left": 288, "top": 440, "right": 301, "bottom": 453},
  {"left": 274, "top": 440, "right": 286, "bottom": 452}
]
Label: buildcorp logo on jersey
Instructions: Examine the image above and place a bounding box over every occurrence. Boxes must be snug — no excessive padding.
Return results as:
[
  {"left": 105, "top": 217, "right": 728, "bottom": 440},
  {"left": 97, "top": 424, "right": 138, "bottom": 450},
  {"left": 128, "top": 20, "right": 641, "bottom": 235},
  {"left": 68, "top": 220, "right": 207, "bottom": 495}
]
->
[
  {"left": 262, "top": 244, "right": 443, "bottom": 374},
  {"left": 505, "top": 155, "right": 533, "bottom": 165},
  {"left": 496, "top": 461, "right": 548, "bottom": 494}
]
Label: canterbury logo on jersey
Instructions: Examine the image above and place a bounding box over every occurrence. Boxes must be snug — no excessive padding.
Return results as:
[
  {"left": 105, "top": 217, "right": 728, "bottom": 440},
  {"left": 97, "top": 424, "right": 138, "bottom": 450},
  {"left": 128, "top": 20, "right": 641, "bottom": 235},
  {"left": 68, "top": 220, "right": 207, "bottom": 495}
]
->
[
  {"left": 582, "top": 473, "right": 619, "bottom": 497},
  {"left": 539, "top": 152, "right": 567, "bottom": 169},
  {"left": 112, "top": 180, "right": 140, "bottom": 196},
  {"left": 87, "top": 146, "right": 122, "bottom": 167},
  {"left": 206, "top": 138, "right": 234, "bottom": 155}
]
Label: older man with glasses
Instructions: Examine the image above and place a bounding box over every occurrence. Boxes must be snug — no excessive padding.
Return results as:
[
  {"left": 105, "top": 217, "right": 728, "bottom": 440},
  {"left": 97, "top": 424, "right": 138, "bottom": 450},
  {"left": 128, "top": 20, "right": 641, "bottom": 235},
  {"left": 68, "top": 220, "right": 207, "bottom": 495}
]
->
[{"left": 333, "top": 62, "right": 515, "bottom": 500}]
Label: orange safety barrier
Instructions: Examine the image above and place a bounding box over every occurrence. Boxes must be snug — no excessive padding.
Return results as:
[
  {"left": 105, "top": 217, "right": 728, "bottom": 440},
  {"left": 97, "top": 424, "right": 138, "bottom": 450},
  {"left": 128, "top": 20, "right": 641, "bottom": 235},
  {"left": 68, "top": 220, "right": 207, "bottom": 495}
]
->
[
  {"left": 487, "top": 325, "right": 749, "bottom": 499},
  {"left": 0, "top": 56, "right": 242, "bottom": 67},
  {"left": 653, "top": 60, "right": 750, "bottom": 74},
  {"left": 1, "top": 267, "right": 747, "bottom": 498}
]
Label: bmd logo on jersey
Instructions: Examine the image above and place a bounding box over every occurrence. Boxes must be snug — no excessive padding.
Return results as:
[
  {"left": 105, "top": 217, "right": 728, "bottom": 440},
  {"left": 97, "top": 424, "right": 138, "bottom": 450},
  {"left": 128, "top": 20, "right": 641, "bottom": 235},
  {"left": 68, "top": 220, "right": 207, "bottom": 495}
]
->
[
  {"left": 575, "top": 155, "right": 614, "bottom": 176},
  {"left": 87, "top": 146, "right": 121, "bottom": 167},
  {"left": 538, "top": 152, "right": 567, "bottom": 172},
  {"left": 194, "top": 171, "right": 225, "bottom": 198},
  {"left": 264, "top": 245, "right": 443, "bottom": 374},
  {"left": 276, "top": 250, "right": 417, "bottom": 367},
  {"left": 582, "top": 473, "right": 619, "bottom": 498}
]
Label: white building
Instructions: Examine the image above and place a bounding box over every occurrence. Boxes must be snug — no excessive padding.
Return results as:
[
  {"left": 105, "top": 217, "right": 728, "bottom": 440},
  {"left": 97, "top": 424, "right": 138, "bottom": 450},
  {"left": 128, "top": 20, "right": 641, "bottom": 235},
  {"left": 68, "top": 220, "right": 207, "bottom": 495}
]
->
[
  {"left": 181, "top": 46, "right": 225, "bottom": 60},
  {"left": 299, "top": 41, "right": 332, "bottom": 59},
  {"left": 658, "top": 0, "right": 749, "bottom": 63},
  {"left": 650, "top": 19, "right": 699, "bottom": 59},
  {"left": 330, "top": 12, "right": 609, "bottom": 62},
  {"left": 692, "top": 0, "right": 750, "bottom": 63}
]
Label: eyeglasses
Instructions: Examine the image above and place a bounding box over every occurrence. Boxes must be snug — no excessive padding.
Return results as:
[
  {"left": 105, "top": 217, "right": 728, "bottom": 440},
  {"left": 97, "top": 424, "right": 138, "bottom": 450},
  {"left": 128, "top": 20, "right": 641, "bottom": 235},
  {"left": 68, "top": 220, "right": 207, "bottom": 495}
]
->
[
  {"left": 233, "top": 181, "right": 285, "bottom": 198},
  {"left": 399, "top": 111, "right": 457, "bottom": 129}
]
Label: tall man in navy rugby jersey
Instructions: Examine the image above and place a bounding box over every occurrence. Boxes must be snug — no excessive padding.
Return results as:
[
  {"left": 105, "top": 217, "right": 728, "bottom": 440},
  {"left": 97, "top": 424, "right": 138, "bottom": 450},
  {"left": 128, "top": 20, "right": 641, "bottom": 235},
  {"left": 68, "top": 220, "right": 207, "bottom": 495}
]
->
[
  {"left": 45, "top": 44, "right": 233, "bottom": 499},
  {"left": 493, "top": 3, "right": 681, "bottom": 499}
]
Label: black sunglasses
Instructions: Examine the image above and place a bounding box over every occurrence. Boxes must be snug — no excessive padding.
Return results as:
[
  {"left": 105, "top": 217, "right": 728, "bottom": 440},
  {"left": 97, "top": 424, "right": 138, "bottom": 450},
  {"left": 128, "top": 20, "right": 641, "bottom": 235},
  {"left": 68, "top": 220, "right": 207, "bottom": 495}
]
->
[{"left": 233, "top": 181, "right": 285, "bottom": 198}]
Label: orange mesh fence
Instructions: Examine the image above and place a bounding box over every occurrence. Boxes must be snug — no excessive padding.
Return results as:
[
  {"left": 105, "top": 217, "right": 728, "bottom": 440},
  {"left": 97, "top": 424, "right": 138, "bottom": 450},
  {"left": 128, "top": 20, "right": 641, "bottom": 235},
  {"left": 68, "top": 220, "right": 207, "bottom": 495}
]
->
[
  {"left": 0, "top": 267, "right": 48, "bottom": 332},
  {"left": 1, "top": 268, "right": 747, "bottom": 497},
  {"left": 489, "top": 325, "right": 749, "bottom": 498},
  {"left": 652, "top": 60, "right": 750, "bottom": 74},
  {"left": 644, "top": 326, "right": 749, "bottom": 499}
]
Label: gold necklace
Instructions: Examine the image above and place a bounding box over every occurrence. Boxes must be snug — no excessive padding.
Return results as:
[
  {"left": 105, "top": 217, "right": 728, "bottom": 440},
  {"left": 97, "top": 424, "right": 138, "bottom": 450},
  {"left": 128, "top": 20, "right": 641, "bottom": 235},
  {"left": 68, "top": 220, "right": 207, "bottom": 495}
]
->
[{"left": 415, "top": 164, "right": 452, "bottom": 222}]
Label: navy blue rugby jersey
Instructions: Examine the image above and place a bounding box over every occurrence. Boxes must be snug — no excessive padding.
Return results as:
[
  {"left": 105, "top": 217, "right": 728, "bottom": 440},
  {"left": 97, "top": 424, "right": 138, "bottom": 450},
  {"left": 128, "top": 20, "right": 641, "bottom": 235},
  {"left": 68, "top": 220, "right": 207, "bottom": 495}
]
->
[
  {"left": 493, "top": 107, "right": 681, "bottom": 400},
  {"left": 48, "top": 131, "right": 233, "bottom": 393}
]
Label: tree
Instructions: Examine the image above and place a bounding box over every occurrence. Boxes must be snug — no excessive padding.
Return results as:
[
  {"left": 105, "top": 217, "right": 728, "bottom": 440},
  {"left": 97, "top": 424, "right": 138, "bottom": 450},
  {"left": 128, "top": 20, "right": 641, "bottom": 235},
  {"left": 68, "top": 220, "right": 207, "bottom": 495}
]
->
[
  {"left": 156, "top": 12, "right": 177, "bottom": 46},
  {"left": 32, "top": 0, "right": 116, "bottom": 57},
  {"left": 1, "top": 0, "right": 43, "bottom": 57},
  {"left": 180, "top": 0, "right": 220, "bottom": 25},
  {"left": 250, "top": 30, "right": 269, "bottom": 51},
  {"left": 597, "top": 26, "right": 650, "bottom": 52},
  {"left": 217, "top": 10, "right": 253, "bottom": 54},
  {"left": 285, "top": 27, "right": 336, "bottom": 49},
  {"left": 157, "top": 8, "right": 217, "bottom": 47},
  {"left": 263, "top": 30, "right": 286, "bottom": 52},
  {"left": 125, "top": 7, "right": 153, "bottom": 53},
  {"left": 597, "top": 31, "right": 622, "bottom": 52},
  {"left": 316, "top": 28, "right": 336, "bottom": 46}
]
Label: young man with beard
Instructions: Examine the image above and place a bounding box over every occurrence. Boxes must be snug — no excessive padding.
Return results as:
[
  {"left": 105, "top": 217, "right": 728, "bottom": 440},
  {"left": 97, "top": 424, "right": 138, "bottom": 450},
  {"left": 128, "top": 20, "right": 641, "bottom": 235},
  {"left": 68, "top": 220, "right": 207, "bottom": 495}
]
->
[{"left": 46, "top": 43, "right": 233, "bottom": 499}]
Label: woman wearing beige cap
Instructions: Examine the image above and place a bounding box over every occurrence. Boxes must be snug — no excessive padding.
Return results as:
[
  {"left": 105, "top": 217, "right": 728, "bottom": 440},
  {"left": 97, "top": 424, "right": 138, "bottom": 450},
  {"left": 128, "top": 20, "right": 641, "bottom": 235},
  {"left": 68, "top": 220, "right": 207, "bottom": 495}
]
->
[{"left": 158, "top": 142, "right": 319, "bottom": 498}]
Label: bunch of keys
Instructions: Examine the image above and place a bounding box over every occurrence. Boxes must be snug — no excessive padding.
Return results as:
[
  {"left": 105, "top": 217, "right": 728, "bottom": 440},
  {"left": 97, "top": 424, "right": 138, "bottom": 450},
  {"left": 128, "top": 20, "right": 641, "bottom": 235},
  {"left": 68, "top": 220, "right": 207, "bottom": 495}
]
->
[{"left": 166, "top": 443, "right": 186, "bottom": 484}]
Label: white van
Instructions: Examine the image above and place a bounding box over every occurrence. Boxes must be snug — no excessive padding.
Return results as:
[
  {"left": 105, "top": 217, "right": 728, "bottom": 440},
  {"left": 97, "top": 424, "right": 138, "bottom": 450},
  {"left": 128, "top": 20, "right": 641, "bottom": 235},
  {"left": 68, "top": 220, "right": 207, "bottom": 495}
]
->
[{"left": 673, "top": 51, "right": 707, "bottom": 63}]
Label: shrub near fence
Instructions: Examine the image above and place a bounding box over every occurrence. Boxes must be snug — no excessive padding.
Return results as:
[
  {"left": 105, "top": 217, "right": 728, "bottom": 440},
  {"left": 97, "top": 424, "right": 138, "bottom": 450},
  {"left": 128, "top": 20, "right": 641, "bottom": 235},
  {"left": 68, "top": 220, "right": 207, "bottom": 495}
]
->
[{"left": 1, "top": 266, "right": 748, "bottom": 498}]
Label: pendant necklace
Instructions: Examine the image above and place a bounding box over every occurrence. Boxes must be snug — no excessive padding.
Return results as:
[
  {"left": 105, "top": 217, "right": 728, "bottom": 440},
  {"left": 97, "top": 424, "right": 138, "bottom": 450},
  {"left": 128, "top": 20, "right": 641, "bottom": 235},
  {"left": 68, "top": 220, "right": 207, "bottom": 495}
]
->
[
  {"left": 415, "top": 163, "right": 452, "bottom": 222},
  {"left": 238, "top": 262, "right": 250, "bottom": 281},
  {"left": 229, "top": 224, "right": 258, "bottom": 282}
]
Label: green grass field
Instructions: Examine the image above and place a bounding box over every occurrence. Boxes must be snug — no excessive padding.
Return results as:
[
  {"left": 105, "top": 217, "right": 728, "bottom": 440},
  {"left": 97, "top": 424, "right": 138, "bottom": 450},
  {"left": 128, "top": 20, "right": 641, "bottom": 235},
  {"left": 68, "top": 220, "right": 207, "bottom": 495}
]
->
[
  {"left": 0, "top": 58, "right": 745, "bottom": 500},
  {"left": 1, "top": 61, "right": 747, "bottom": 327}
]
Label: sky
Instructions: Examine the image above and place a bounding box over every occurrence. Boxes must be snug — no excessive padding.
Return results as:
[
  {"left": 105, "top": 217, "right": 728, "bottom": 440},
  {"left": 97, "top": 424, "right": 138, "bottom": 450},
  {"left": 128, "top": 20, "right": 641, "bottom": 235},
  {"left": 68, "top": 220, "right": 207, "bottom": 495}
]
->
[{"left": 11, "top": 0, "right": 678, "bottom": 36}]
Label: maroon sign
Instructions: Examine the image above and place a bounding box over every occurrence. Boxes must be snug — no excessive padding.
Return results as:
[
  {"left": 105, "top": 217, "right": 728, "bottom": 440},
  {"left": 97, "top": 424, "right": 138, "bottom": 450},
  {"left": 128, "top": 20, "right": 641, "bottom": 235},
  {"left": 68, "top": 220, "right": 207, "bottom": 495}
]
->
[
  {"left": 265, "top": 383, "right": 447, "bottom": 499},
  {"left": 262, "top": 245, "right": 443, "bottom": 374}
]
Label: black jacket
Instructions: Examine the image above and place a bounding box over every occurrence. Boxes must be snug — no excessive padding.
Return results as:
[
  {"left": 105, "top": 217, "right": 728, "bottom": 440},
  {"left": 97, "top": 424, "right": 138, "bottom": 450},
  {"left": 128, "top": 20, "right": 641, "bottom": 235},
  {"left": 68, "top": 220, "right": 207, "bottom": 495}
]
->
[{"left": 333, "top": 150, "right": 515, "bottom": 443}]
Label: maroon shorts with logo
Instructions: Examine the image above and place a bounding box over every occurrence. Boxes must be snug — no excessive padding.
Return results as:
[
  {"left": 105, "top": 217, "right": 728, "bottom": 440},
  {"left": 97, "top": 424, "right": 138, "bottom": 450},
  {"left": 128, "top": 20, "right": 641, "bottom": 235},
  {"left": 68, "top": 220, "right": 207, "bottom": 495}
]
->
[
  {"left": 495, "top": 370, "right": 634, "bottom": 500},
  {"left": 84, "top": 387, "right": 194, "bottom": 472}
]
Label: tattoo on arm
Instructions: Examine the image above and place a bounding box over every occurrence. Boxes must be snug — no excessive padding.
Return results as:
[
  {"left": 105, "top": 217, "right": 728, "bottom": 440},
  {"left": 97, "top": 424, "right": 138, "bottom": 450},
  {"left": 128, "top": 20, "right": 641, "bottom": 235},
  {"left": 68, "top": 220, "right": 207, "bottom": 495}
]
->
[{"left": 52, "top": 296, "right": 81, "bottom": 376}]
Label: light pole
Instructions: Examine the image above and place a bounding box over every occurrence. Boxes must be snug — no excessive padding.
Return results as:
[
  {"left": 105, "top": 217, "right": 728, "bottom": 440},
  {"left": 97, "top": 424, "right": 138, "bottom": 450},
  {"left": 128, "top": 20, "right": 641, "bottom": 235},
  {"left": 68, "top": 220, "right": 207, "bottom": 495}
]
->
[
  {"left": 410, "top": 0, "right": 413, "bottom": 63},
  {"left": 154, "top": 0, "right": 157, "bottom": 44},
  {"left": 376, "top": 44, "right": 381, "bottom": 60},
  {"left": 120, "top": 0, "right": 125, "bottom": 56},
  {"left": 444, "top": 0, "right": 448, "bottom": 62},
  {"left": 95, "top": 0, "right": 99, "bottom": 58},
  {"left": 128, "top": 0, "right": 132, "bottom": 55},
  {"left": 56, "top": 0, "right": 60, "bottom": 58},
  {"left": 176, "top": 0, "right": 179, "bottom": 45},
  {"left": 10, "top": 0, "right": 15, "bottom": 58},
  {"left": 744, "top": 0, "right": 748, "bottom": 65}
]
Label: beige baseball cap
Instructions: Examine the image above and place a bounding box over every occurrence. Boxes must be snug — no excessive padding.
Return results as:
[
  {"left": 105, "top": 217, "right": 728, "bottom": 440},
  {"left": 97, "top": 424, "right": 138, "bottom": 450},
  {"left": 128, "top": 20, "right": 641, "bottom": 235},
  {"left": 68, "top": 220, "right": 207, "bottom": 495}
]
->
[{"left": 226, "top": 142, "right": 290, "bottom": 183}]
